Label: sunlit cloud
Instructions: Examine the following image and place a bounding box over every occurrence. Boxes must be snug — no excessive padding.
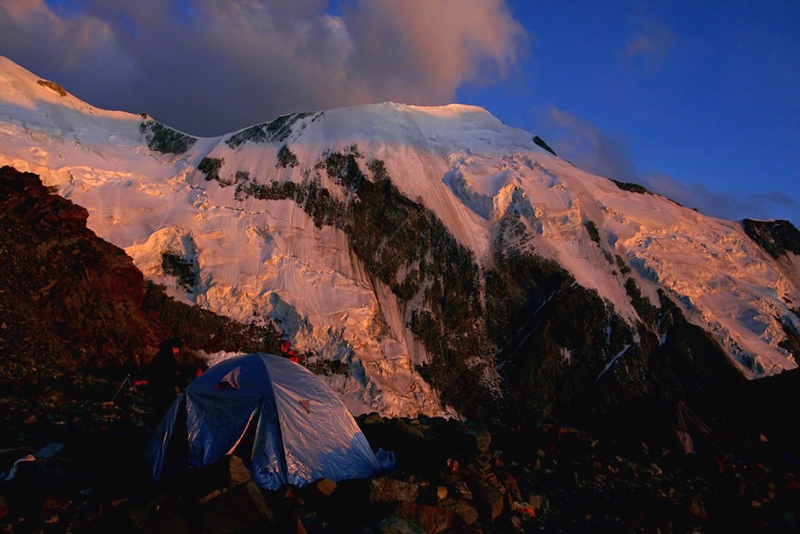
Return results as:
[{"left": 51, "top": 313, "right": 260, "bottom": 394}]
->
[
  {"left": 1, "top": 0, "right": 527, "bottom": 136},
  {"left": 344, "top": 0, "right": 526, "bottom": 96}
]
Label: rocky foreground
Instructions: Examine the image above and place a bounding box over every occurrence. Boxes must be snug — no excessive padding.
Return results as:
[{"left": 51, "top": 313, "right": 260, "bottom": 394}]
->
[{"left": 2, "top": 363, "right": 800, "bottom": 533}]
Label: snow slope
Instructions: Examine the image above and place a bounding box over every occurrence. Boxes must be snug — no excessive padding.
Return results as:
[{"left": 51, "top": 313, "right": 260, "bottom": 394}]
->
[{"left": 1, "top": 56, "right": 798, "bottom": 418}]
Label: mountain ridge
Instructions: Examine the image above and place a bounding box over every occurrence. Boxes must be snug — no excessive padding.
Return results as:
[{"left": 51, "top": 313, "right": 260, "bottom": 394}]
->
[
  {"left": 0, "top": 164, "right": 286, "bottom": 365},
  {"left": 1, "top": 55, "right": 798, "bottom": 425}
]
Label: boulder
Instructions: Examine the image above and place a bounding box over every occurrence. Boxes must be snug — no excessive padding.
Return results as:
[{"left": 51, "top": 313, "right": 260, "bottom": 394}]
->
[
  {"left": 395, "top": 501, "right": 456, "bottom": 533},
  {"left": 370, "top": 476, "right": 420, "bottom": 503},
  {"left": 196, "top": 480, "right": 276, "bottom": 532}
]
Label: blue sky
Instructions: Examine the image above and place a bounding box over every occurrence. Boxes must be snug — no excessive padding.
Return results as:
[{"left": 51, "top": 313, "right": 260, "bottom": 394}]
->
[
  {"left": 1, "top": 0, "right": 798, "bottom": 226},
  {"left": 467, "top": 1, "right": 800, "bottom": 227}
]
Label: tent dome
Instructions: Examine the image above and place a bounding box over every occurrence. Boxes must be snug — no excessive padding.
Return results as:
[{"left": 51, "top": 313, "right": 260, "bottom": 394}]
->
[{"left": 146, "top": 353, "right": 382, "bottom": 489}]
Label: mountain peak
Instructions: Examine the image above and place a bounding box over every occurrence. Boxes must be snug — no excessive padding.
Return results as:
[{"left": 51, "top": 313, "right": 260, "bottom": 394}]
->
[{"left": 1, "top": 56, "right": 799, "bottom": 424}]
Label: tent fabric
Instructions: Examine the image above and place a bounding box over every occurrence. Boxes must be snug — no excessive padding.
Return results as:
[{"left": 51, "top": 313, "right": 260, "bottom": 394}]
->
[{"left": 146, "top": 352, "right": 382, "bottom": 490}]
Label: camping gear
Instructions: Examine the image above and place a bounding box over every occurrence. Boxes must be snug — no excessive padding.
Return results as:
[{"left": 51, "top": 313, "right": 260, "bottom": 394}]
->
[
  {"left": 146, "top": 352, "right": 383, "bottom": 490},
  {"left": 1, "top": 442, "right": 64, "bottom": 482}
]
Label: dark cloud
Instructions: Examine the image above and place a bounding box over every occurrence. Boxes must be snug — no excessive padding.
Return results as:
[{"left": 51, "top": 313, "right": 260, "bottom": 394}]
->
[
  {"left": 0, "top": 0, "right": 526, "bottom": 136},
  {"left": 0, "top": 0, "right": 139, "bottom": 102}
]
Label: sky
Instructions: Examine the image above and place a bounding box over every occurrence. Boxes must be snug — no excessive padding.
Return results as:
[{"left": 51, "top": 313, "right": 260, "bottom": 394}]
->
[{"left": 1, "top": 0, "right": 798, "bottom": 227}]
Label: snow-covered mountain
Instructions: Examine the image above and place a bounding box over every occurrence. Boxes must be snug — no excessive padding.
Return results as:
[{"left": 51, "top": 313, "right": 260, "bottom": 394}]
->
[{"left": 2, "top": 56, "right": 799, "bottom": 423}]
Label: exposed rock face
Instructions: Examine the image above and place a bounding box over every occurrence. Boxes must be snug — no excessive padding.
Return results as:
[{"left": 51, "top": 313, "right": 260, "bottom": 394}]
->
[
  {"left": 36, "top": 79, "right": 66, "bottom": 97},
  {"left": 0, "top": 165, "right": 158, "bottom": 369},
  {"left": 0, "top": 165, "right": 281, "bottom": 373},
  {"left": 139, "top": 119, "right": 197, "bottom": 155},
  {"left": 483, "top": 221, "right": 746, "bottom": 424},
  {"left": 0, "top": 156, "right": 769, "bottom": 429},
  {"left": 221, "top": 150, "right": 748, "bottom": 425},
  {"left": 743, "top": 218, "right": 800, "bottom": 259}
]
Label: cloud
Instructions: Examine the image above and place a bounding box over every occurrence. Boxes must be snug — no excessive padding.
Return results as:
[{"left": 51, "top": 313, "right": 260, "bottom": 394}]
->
[
  {"left": 344, "top": 0, "right": 526, "bottom": 96},
  {"left": 641, "top": 173, "right": 800, "bottom": 225},
  {"left": 0, "top": 0, "right": 137, "bottom": 94},
  {"left": 540, "top": 106, "right": 638, "bottom": 183},
  {"left": 537, "top": 106, "right": 800, "bottom": 227},
  {"left": 0, "top": 0, "right": 527, "bottom": 136}
]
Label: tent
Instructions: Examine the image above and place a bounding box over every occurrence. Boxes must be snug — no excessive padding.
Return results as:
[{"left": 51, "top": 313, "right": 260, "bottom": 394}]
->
[{"left": 146, "top": 352, "right": 383, "bottom": 489}]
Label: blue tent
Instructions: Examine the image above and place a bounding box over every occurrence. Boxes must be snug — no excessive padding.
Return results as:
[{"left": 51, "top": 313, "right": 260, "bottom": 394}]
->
[{"left": 146, "top": 352, "right": 382, "bottom": 489}]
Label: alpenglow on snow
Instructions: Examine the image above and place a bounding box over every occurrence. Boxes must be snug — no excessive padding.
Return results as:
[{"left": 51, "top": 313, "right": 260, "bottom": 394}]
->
[{"left": 1, "top": 55, "right": 798, "bottom": 423}]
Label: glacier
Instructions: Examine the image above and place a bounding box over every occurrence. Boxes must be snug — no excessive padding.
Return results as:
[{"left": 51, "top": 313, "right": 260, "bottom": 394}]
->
[{"left": 1, "top": 55, "right": 798, "bottom": 421}]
